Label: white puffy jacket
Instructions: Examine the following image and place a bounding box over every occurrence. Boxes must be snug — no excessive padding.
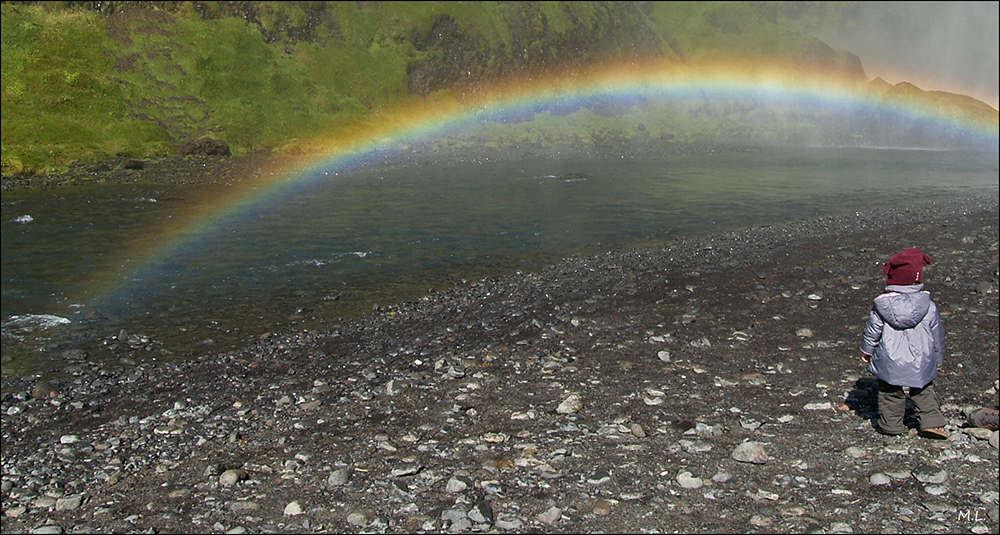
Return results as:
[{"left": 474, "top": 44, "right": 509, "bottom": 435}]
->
[{"left": 860, "top": 283, "right": 945, "bottom": 388}]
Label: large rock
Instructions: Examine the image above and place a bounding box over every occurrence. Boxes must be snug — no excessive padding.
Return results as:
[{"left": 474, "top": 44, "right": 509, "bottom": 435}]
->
[{"left": 179, "top": 137, "right": 231, "bottom": 157}]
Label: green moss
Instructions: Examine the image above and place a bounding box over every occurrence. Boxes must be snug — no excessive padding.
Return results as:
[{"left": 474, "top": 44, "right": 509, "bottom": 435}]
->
[
  {"left": 2, "top": 2, "right": 419, "bottom": 173},
  {"left": 1, "top": 4, "right": 174, "bottom": 174},
  {"left": 3, "top": 2, "right": 985, "bottom": 177}
]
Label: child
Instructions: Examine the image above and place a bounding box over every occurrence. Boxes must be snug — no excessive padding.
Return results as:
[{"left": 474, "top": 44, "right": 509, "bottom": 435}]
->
[{"left": 860, "top": 247, "right": 948, "bottom": 439}]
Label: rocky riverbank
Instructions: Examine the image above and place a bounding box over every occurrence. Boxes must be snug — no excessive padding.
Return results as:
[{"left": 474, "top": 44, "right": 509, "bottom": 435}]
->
[
  {"left": 2, "top": 194, "right": 998, "bottom": 534},
  {"left": 0, "top": 141, "right": 760, "bottom": 192}
]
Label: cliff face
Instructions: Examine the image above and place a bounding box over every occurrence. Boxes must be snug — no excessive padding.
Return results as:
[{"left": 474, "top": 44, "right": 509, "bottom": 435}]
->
[
  {"left": 79, "top": 1, "right": 863, "bottom": 95},
  {"left": 76, "top": 1, "right": 677, "bottom": 95},
  {"left": 403, "top": 2, "right": 667, "bottom": 96}
]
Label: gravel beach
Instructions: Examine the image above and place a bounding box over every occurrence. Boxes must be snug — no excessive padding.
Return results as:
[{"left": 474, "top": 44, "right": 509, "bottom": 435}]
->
[{"left": 2, "top": 181, "right": 998, "bottom": 533}]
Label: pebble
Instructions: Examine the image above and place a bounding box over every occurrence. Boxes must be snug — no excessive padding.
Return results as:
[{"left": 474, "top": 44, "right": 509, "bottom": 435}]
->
[
  {"left": 675, "top": 471, "right": 704, "bottom": 489},
  {"left": 869, "top": 473, "right": 892, "bottom": 486},
  {"left": 219, "top": 469, "right": 247, "bottom": 487},
  {"left": 55, "top": 495, "right": 82, "bottom": 511},
  {"left": 592, "top": 498, "right": 612, "bottom": 515},
  {"left": 844, "top": 446, "right": 866, "bottom": 458},
  {"left": 29, "top": 526, "right": 63, "bottom": 534},
  {"left": 731, "top": 441, "right": 769, "bottom": 464},
  {"left": 885, "top": 443, "right": 910, "bottom": 455},
  {"left": 390, "top": 463, "right": 423, "bottom": 477},
  {"left": 912, "top": 465, "right": 948, "bottom": 484},
  {"left": 829, "top": 522, "right": 854, "bottom": 533},
  {"left": 924, "top": 483, "right": 949, "bottom": 496},
  {"left": 712, "top": 470, "right": 732, "bottom": 483},
  {"left": 446, "top": 476, "right": 470, "bottom": 493},
  {"left": 495, "top": 517, "right": 523, "bottom": 530},
  {"left": 966, "top": 427, "right": 993, "bottom": 439},
  {"left": 347, "top": 509, "right": 374, "bottom": 526},
  {"left": 227, "top": 500, "right": 261, "bottom": 513},
  {"left": 468, "top": 499, "right": 493, "bottom": 524},
  {"left": 556, "top": 394, "right": 582, "bottom": 414},
  {"left": 630, "top": 423, "right": 646, "bottom": 438},
  {"left": 283, "top": 501, "right": 304, "bottom": 515},
  {"left": 778, "top": 504, "right": 806, "bottom": 516},
  {"left": 327, "top": 466, "right": 353, "bottom": 486},
  {"left": 537, "top": 506, "right": 562, "bottom": 525}
]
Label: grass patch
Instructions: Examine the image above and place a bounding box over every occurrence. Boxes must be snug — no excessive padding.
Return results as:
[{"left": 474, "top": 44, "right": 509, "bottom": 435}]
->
[
  {"left": 1, "top": 4, "right": 172, "bottom": 173},
  {"left": 2, "top": 2, "right": 417, "bottom": 174}
]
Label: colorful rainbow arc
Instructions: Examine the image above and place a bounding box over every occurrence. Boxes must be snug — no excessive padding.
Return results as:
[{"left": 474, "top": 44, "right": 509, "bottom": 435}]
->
[{"left": 77, "top": 60, "right": 999, "bottom": 309}]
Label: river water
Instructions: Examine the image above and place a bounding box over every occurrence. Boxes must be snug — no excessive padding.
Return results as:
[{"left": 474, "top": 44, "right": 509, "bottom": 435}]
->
[{"left": 2, "top": 147, "right": 997, "bottom": 378}]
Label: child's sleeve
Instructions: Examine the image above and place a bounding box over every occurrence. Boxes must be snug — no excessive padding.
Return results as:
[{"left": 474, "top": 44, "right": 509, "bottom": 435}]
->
[
  {"left": 929, "top": 302, "right": 945, "bottom": 366},
  {"left": 860, "top": 305, "right": 883, "bottom": 356}
]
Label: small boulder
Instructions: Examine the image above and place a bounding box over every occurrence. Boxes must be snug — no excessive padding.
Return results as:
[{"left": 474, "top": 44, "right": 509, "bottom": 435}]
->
[{"left": 179, "top": 137, "right": 231, "bottom": 157}]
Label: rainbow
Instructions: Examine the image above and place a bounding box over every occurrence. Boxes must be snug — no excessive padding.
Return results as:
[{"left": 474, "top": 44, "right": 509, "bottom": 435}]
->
[{"left": 78, "top": 59, "right": 999, "bottom": 308}]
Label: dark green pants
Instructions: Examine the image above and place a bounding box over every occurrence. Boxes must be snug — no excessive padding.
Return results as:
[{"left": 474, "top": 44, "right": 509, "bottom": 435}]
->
[{"left": 877, "top": 379, "right": 947, "bottom": 434}]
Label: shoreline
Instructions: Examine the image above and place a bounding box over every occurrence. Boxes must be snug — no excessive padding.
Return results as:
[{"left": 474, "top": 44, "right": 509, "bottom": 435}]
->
[
  {"left": 0, "top": 142, "right": 804, "bottom": 193},
  {"left": 2, "top": 194, "right": 997, "bottom": 533}
]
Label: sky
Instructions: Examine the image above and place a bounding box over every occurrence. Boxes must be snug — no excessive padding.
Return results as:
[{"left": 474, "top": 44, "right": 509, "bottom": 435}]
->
[{"left": 817, "top": 1, "right": 999, "bottom": 109}]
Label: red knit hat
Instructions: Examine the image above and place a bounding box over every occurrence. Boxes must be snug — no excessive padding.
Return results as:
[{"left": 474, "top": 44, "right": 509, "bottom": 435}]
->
[{"left": 883, "top": 248, "right": 933, "bottom": 285}]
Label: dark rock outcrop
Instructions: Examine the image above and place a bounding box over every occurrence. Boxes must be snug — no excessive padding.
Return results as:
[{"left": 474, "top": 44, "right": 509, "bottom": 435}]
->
[{"left": 178, "top": 137, "right": 231, "bottom": 157}]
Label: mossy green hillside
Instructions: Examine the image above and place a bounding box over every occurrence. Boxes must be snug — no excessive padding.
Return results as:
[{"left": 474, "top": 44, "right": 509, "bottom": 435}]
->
[
  {"left": 1, "top": 5, "right": 173, "bottom": 174},
  {"left": 2, "top": 2, "right": 993, "bottom": 177},
  {"left": 2, "top": 1, "right": 539, "bottom": 175},
  {"left": 2, "top": 2, "right": 421, "bottom": 175}
]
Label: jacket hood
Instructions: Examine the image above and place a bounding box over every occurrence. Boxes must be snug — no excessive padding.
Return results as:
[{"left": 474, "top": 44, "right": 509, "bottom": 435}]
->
[{"left": 874, "top": 284, "right": 931, "bottom": 330}]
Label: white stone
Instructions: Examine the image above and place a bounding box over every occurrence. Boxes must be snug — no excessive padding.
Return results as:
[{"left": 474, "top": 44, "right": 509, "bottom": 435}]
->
[
  {"left": 537, "top": 506, "right": 562, "bottom": 525},
  {"left": 844, "top": 446, "right": 866, "bottom": 459},
  {"left": 327, "top": 467, "right": 352, "bottom": 487},
  {"left": 676, "top": 471, "right": 704, "bottom": 489},
  {"left": 219, "top": 469, "right": 246, "bottom": 487},
  {"left": 556, "top": 394, "right": 582, "bottom": 414},
  {"left": 482, "top": 432, "right": 508, "bottom": 443},
  {"left": 29, "top": 526, "right": 63, "bottom": 534},
  {"left": 445, "top": 477, "right": 469, "bottom": 493},
  {"left": 869, "top": 473, "right": 892, "bottom": 486},
  {"left": 829, "top": 522, "right": 854, "bottom": 533},
  {"left": 55, "top": 495, "right": 82, "bottom": 511},
  {"left": 347, "top": 509, "right": 372, "bottom": 526},
  {"left": 924, "top": 483, "right": 949, "bottom": 496},
  {"left": 283, "top": 501, "right": 304, "bottom": 515},
  {"left": 712, "top": 470, "right": 732, "bottom": 483}
]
